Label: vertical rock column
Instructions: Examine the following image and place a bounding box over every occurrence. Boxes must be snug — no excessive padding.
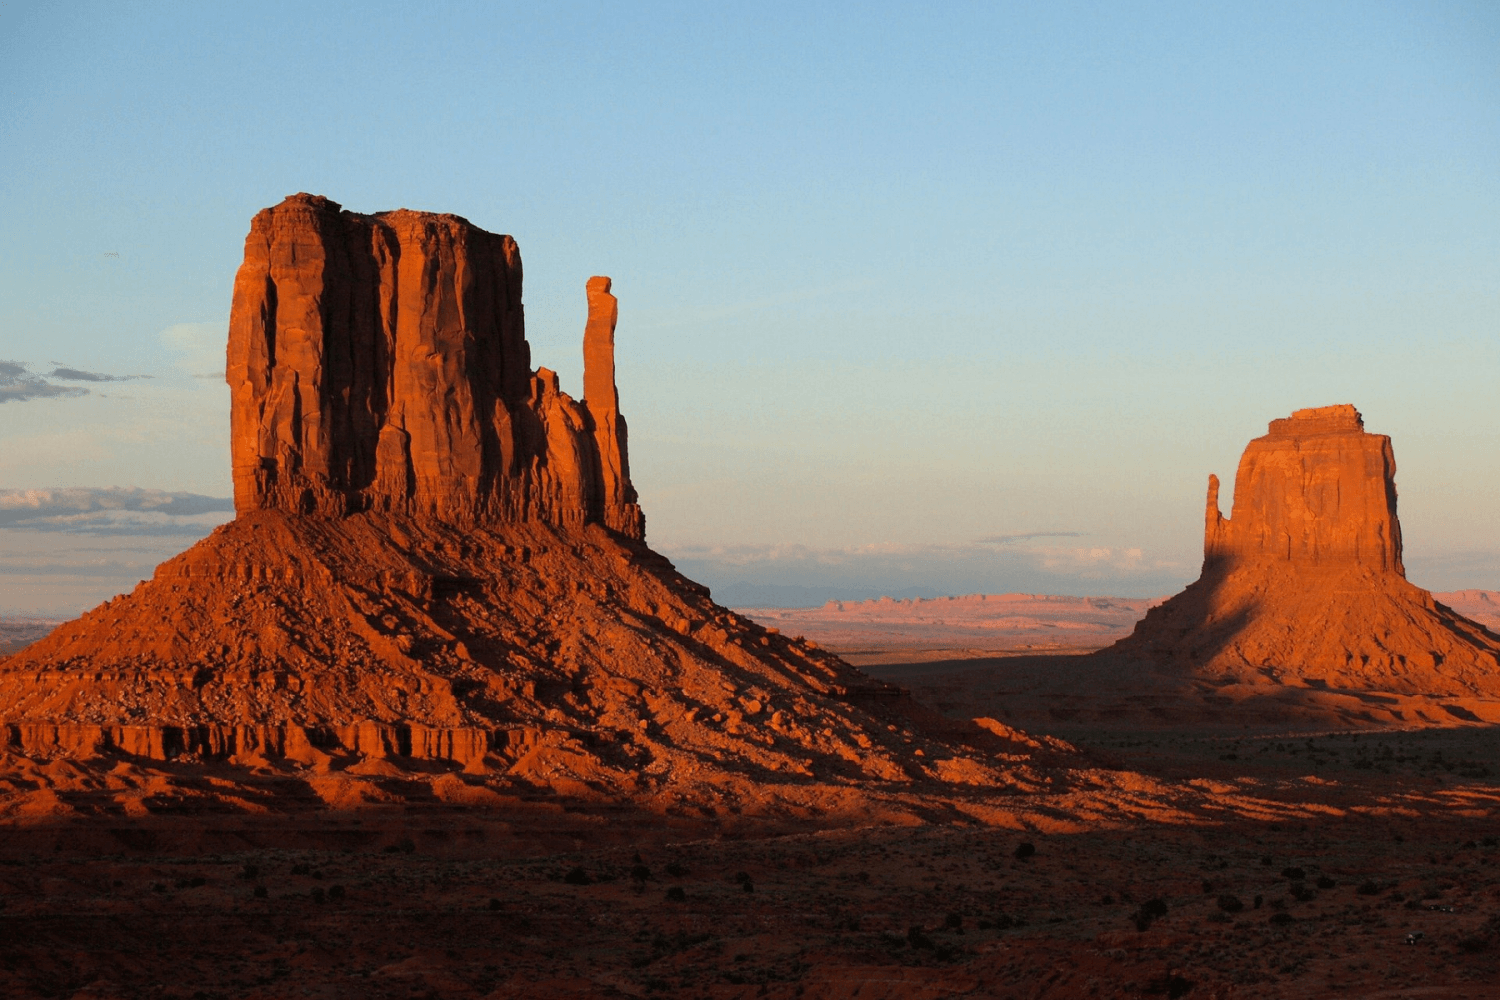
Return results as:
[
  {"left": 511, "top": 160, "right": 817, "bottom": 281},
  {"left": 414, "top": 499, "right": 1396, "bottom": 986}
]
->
[{"left": 582, "top": 277, "right": 645, "bottom": 539}]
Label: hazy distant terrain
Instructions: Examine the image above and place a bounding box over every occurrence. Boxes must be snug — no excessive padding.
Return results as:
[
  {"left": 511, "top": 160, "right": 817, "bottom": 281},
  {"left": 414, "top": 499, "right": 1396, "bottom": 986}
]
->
[{"left": 741, "top": 589, "right": 1500, "bottom": 665}]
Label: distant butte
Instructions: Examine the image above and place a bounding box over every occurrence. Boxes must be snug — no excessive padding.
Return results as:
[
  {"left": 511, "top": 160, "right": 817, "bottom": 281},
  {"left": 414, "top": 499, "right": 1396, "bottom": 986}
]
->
[{"left": 1105, "top": 404, "right": 1500, "bottom": 694}]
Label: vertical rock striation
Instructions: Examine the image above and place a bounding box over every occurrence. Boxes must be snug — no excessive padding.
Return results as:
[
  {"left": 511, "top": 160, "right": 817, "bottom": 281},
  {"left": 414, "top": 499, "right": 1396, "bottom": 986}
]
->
[
  {"left": 228, "top": 193, "right": 641, "bottom": 538},
  {"left": 1106, "top": 405, "right": 1500, "bottom": 694}
]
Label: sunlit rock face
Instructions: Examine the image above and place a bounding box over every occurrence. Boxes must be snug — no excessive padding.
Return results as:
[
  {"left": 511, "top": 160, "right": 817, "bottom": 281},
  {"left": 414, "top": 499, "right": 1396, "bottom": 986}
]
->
[
  {"left": 228, "top": 193, "right": 642, "bottom": 537},
  {"left": 1107, "top": 405, "right": 1500, "bottom": 695},
  {"left": 0, "top": 195, "right": 1045, "bottom": 812}
]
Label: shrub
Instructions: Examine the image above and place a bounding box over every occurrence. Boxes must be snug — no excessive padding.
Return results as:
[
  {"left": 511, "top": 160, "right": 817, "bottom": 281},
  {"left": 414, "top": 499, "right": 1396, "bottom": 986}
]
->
[
  {"left": 563, "top": 867, "right": 591, "bottom": 886},
  {"left": 907, "top": 926, "right": 935, "bottom": 949},
  {"left": 1134, "top": 899, "right": 1168, "bottom": 931},
  {"left": 239, "top": 864, "right": 259, "bottom": 881},
  {"left": 1290, "top": 883, "right": 1317, "bottom": 902},
  {"left": 665, "top": 887, "right": 686, "bottom": 902},
  {"left": 944, "top": 912, "right": 963, "bottom": 930},
  {"left": 1200, "top": 880, "right": 1214, "bottom": 895},
  {"left": 1014, "top": 842, "right": 1036, "bottom": 860},
  {"left": 1356, "top": 880, "right": 1380, "bottom": 895},
  {"left": 487, "top": 898, "right": 502, "bottom": 911},
  {"left": 630, "top": 864, "right": 651, "bottom": 882},
  {"left": 665, "top": 862, "right": 687, "bottom": 877},
  {"left": 1316, "top": 876, "right": 1336, "bottom": 890},
  {"left": 1281, "top": 866, "right": 1306, "bottom": 880},
  {"left": 1217, "top": 894, "right": 1244, "bottom": 914},
  {"left": 1269, "top": 912, "right": 1294, "bottom": 926},
  {"left": 253, "top": 885, "right": 267, "bottom": 899}
]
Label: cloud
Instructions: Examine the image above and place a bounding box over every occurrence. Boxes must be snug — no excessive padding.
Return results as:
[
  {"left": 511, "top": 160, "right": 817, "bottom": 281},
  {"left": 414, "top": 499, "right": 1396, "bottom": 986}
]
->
[
  {"left": 47, "top": 367, "right": 152, "bottom": 383},
  {"left": 977, "top": 531, "right": 1086, "bottom": 544},
  {"left": 657, "top": 536, "right": 1189, "bottom": 607},
  {"left": 0, "top": 361, "right": 89, "bottom": 403},
  {"left": 0, "top": 487, "right": 233, "bottom": 536}
]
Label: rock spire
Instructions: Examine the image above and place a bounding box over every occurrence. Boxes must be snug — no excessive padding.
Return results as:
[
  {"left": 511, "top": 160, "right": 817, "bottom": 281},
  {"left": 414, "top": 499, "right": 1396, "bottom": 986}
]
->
[{"left": 1106, "top": 405, "right": 1500, "bottom": 694}]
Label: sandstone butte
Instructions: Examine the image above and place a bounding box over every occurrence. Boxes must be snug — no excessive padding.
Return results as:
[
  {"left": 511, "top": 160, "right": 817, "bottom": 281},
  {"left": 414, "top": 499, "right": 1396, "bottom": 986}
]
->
[
  {"left": 0, "top": 194, "right": 1078, "bottom": 818},
  {"left": 1105, "top": 404, "right": 1500, "bottom": 696}
]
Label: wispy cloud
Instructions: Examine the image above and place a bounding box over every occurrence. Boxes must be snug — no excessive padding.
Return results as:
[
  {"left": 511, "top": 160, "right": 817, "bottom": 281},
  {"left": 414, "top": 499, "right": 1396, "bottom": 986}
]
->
[
  {"left": 47, "top": 367, "right": 152, "bottom": 383},
  {"left": 0, "top": 361, "right": 89, "bottom": 402},
  {"left": 0, "top": 487, "right": 233, "bottom": 536},
  {"left": 657, "top": 535, "right": 1189, "bottom": 607}
]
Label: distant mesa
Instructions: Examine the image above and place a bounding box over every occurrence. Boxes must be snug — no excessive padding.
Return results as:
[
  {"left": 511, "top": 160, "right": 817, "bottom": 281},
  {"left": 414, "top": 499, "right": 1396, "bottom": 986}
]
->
[
  {"left": 0, "top": 194, "right": 1032, "bottom": 809},
  {"left": 1106, "top": 404, "right": 1500, "bottom": 694}
]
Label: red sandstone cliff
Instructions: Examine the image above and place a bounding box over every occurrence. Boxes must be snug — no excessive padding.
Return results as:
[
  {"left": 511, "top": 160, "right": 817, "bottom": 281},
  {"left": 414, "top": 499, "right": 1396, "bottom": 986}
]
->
[
  {"left": 228, "top": 194, "right": 642, "bottom": 536},
  {"left": 1107, "top": 405, "right": 1500, "bottom": 695}
]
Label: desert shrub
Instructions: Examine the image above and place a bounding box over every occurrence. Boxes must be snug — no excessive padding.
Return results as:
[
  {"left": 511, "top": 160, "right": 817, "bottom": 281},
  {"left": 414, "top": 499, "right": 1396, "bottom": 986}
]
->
[
  {"left": 253, "top": 885, "right": 267, "bottom": 898},
  {"left": 630, "top": 864, "right": 651, "bottom": 882},
  {"left": 1356, "top": 881, "right": 1380, "bottom": 895},
  {"left": 563, "top": 867, "right": 591, "bottom": 886},
  {"left": 382, "top": 837, "right": 415, "bottom": 855},
  {"left": 907, "top": 926, "right": 935, "bottom": 949},
  {"left": 1134, "top": 899, "right": 1168, "bottom": 931},
  {"left": 944, "top": 912, "right": 963, "bottom": 930},
  {"left": 328, "top": 885, "right": 345, "bottom": 901},
  {"left": 1146, "top": 972, "right": 1193, "bottom": 998},
  {"left": 291, "top": 863, "right": 311, "bottom": 875},
  {"left": 665, "top": 886, "right": 686, "bottom": 902},
  {"left": 1217, "top": 894, "right": 1244, "bottom": 914},
  {"left": 665, "top": 862, "right": 687, "bottom": 877},
  {"left": 239, "top": 864, "right": 259, "bottom": 880},
  {"left": 1316, "top": 876, "right": 1336, "bottom": 890},
  {"left": 1290, "top": 882, "right": 1317, "bottom": 902},
  {"left": 311, "top": 887, "right": 326, "bottom": 904},
  {"left": 1253, "top": 894, "right": 1263, "bottom": 909},
  {"left": 1269, "top": 912, "right": 1294, "bottom": 926},
  {"left": 1200, "top": 880, "right": 1214, "bottom": 895},
  {"left": 1014, "top": 842, "right": 1036, "bottom": 860},
  {"left": 1457, "top": 933, "right": 1490, "bottom": 954},
  {"left": 1281, "top": 866, "right": 1306, "bottom": 881},
  {"left": 488, "top": 898, "right": 502, "bottom": 910}
]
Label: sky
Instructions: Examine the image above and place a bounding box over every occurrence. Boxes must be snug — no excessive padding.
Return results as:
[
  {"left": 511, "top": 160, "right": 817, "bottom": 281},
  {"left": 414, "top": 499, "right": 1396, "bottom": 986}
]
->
[{"left": 1, "top": 1, "right": 1496, "bottom": 613}]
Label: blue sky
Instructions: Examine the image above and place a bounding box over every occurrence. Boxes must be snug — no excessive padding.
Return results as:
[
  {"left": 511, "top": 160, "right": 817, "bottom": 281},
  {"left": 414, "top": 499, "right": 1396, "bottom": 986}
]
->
[{"left": 1, "top": 1, "right": 1496, "bottom": 610}]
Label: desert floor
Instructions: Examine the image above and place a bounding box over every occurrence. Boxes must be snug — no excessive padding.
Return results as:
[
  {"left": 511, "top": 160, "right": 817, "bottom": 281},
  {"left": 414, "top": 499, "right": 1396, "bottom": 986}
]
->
[{"left": 1, "top": 601, "right": 1498, "bottom": 999}]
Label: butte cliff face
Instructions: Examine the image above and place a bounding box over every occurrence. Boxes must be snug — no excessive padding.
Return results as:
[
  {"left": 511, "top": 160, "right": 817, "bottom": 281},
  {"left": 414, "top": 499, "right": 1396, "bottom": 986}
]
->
[
  {"left": 228, "top": 194, "right": 642, "bottom": 537},
  {"left": 1109, "top": 405, "right": 1500, "bottom": 695},
  {"left": 0, "top": 196, "right": 1045, "bottom": 809}
]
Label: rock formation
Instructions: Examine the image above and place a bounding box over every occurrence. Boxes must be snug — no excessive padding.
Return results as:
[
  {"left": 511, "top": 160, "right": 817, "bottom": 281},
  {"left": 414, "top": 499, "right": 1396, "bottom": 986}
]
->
[
  {"left": 1107, "top": 405, "right": 1500, "bottom": 694},
  {"left": 227, "top": 194, "right": 642, "bottom": 536},
  {"left": 0, "top": 195, "right": 1039, "bottom": 807}
]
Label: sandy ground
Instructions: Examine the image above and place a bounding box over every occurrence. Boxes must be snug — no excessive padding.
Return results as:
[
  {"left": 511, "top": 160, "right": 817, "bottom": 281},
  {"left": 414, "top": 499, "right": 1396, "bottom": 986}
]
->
[{"left": 1, "top": 597, "right": 1499, "bottom": 998}]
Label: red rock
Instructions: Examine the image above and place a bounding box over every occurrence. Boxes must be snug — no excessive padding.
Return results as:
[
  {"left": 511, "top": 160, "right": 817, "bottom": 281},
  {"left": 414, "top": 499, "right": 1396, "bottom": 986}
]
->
[
  {"left": 1108, "top": 405, "right": 1500, "bottom": 694},
  {"left": 0, "top": 195, "right": 1035, "bottom": 806},
  {"left": 228, "top": 193, "right": 639, "bottom": 535}
]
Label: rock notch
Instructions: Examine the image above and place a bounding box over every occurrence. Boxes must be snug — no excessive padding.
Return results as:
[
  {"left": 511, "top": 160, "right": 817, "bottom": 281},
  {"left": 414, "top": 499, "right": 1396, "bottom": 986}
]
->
[
  {"left": 0, "top": 195, "right": 1040, "bottom": 810},
  {"left": 1106, "top": 405, "right": 1500, "bottom": 694}
]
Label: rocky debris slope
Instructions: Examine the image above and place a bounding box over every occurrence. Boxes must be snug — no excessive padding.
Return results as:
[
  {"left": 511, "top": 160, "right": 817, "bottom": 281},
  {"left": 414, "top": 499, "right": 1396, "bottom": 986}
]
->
[
  {"left": 0, "top": 195, "right": 1065, "bottom": 815},
  {"left": 1103, "top": 405, "right": 1500, "bottom": 695}
]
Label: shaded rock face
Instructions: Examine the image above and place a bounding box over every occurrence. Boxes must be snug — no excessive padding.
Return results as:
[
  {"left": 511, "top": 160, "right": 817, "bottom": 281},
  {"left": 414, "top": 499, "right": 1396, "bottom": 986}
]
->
[
  {"left": 229, "top": 193, "right": 641, "bottom": 537},
  {"left": 1108, "top": 405, "right": 1500, "bottom": 695}
]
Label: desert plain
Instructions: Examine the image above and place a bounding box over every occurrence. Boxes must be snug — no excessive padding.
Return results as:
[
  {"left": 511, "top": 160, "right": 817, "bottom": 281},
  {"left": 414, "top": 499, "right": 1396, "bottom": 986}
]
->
[{"left": 0, "top": 199, "right": 1497, "bottom": 1000}]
